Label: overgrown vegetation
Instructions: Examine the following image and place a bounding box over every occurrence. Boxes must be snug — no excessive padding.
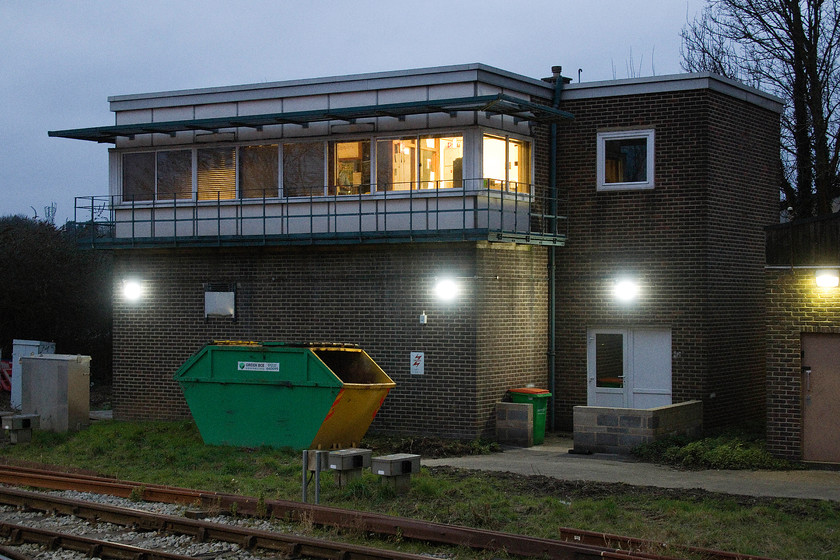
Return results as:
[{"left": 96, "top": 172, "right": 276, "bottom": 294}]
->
[
  {"left": 631, "top": 429, "right": 797, "bottom": 470},
  {"left": 0, "top": 216, "right": 112, "bottom": 384},
  {"left": 0, "top": 420, "right": 837, "bottom": 559}
]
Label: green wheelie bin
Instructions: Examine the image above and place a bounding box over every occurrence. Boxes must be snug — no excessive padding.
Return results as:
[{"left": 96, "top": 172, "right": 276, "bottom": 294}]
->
[{"left": 508, "top": 387, "right": 552, "bottom": 445}]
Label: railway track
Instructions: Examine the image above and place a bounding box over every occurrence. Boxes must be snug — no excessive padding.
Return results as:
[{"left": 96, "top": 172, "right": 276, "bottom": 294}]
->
[{"left": 0, "top": 464, "right": 776, "bottom": 560}]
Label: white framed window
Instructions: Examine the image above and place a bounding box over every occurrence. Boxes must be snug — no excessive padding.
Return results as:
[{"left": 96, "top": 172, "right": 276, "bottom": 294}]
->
[{"left": 596, "top": 129, "right": 655, "bottom": 191}]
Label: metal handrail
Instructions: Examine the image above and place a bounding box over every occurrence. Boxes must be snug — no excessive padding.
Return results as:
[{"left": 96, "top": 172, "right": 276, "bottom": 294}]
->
[{"left": 72, "top": 178, "right": 567, "bottom": 248}]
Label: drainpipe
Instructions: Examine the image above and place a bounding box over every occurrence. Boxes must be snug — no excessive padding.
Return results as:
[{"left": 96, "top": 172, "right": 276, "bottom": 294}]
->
[{"left": 548, "top": 66, "right": 565, "bottom": 432}]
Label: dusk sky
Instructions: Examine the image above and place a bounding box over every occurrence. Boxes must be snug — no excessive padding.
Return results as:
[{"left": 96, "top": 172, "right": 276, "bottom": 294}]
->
[{"left": 2, "top": 1, "right": 702, "bottom": 224}]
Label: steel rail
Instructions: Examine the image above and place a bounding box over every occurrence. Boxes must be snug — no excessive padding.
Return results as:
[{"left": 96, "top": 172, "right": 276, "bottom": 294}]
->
[
  {"left": 0, "top": 521, "right": 196, "bottom": 560},
  {"left": 0, "top": 543, "right": 34, "bottom": 560},
  {"left": 0, "top": 464, "right": 777, "bottom": 560},
  {"left": 0, "top": 487, "right": 639, "bottom": 560}
]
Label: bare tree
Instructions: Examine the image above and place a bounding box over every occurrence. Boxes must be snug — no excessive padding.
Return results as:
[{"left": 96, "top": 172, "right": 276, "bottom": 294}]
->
[{"left": 682, "top": 0, "right": 840, "bottom": 218}]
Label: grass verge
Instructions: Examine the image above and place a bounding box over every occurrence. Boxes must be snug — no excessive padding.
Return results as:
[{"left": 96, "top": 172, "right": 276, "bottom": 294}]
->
[{"left": 0, "top": 420, "right": 837, "bottom": 559}]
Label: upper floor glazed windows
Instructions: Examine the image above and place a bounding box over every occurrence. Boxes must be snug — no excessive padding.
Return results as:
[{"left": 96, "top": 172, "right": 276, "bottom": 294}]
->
[{"left": 117, "top": 130, "right": 529, "bottom": 202}]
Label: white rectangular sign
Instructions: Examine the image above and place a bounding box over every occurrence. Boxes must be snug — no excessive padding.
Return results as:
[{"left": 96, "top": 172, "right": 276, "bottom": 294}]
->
[
  {"left": 238, "top": 361, "right": 280, "bottom": 372},
  {"left": 410, "top": 352, "right": 424, "bottom": 375}
]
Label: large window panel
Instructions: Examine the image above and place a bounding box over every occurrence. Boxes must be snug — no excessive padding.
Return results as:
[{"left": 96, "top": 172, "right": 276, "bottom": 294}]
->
[
  {"left": 197, "top": 147, "right": 236, "bottom": 201},
  {"left": 283, "top": 142, "right": 325, "bottom": 197},
  {"left": 376, "top": 135, "right": 462, "bottom": 191},
  {"left": 240, "top": 144, "right": 279, "bottom": 198},
  {"left": 329, "top": 140, "right": 370, "bottom": 195},
  {"left": 122, "top": 152, "right": 155, "bottom": 202},
  {"left": 483, "top": 134, "right": 531, "bottom": 193},
  {"left": 156, "top": 150, "right": 192, "bottom": 200}
]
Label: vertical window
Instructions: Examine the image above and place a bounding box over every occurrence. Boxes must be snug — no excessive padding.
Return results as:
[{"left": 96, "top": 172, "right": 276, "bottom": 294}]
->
[
  {"left": 240, "top": 144, "right": 278, "bottom": 199},
  {"left": 376, "top": 138, "right": 415, "bottom": 191},
  {"left": 597, "top": 129, "right": 655, "bottom": 191},
  {"left": 197, "top": 147, "right": 236, "bottom": 201},
  {"left": 420, "top": 136, "right": 462, "bottom": 189},
  {"left": 330, "top": 140, "right": 370, "bottom": 195},
  {"left": 508, "top": 138, "right": 530, "bottom": 192},
  {"left": 483, "top": 135, "right": 531, "bottom": 193},
  {"left": 122, "top": 152, "right": 155, "bottom": 202},
  {"left": 283, "top": 142, "right": 325, "bottom": 197},
  {"left": 156, "top": 150, "right": 192, "bottom": 200}
]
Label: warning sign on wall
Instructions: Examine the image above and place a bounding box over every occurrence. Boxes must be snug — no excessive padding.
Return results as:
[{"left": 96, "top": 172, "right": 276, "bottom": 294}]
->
[{"left": 410, "top": 352, "right": 424, "bottom": 375}]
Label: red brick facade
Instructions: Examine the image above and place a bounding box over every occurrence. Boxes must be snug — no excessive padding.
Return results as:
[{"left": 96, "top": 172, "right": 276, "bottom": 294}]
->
[
  {"left": 553, "top": 87, "right": 779, "bottom": 431},
  {"left": 112, "top": 242, "right": 548, "bottom": 438}
]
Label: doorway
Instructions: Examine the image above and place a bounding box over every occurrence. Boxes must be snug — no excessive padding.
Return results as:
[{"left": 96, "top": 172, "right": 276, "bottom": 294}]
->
[
  {"left": 801, "top": 333, "right": 840, "bottom": 462},
  {"left": 587, "top": 328, "right": 672, "bottom": 408}
]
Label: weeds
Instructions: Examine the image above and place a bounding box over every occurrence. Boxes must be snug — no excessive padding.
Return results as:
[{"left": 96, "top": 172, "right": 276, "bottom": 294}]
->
[{"left": 631, "top": 430, "right": 797, "bottom": 470}]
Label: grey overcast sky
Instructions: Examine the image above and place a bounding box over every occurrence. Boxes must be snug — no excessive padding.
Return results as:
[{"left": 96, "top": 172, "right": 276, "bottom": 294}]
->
[{"left": 1, "top": 0, "right": 702, "bottom": 224}]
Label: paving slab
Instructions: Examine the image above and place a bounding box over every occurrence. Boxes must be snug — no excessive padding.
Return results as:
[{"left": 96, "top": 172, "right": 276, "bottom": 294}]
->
[{"left": 422, "top": 435, "right": 840, "bottom": 502}]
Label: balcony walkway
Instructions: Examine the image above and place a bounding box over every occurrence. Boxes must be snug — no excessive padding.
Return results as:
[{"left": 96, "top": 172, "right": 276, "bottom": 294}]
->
[{"left": 72, "top": 182, "right": 567, "bottom": 250}]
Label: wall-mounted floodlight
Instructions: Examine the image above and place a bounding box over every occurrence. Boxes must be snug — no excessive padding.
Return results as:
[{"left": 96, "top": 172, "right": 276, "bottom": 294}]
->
[
  {"left": 815, "top": 269, "right": 839, "bottom": 289},
  {"left": 434, "top": 278, "right": 460, "bottom": 301},
  {"left": 122, "top": 280, "right": 144, "bottom": 302},
  {"left": 613, "top": 278, "right": 640, "bottom": 302}
]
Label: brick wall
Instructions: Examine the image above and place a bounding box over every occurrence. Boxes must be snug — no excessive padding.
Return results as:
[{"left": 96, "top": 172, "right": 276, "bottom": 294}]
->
[
  {"left": 552, "top": 88, "right": 779, "bottom": 431},
  {"left": 766, "top": 268, "right": 840, "bottom": 459},
  {"left": 112, "top": 241, "right": 548, "bottom": 439}
]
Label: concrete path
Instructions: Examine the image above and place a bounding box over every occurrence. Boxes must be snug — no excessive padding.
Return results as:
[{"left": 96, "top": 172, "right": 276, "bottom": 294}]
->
[{"left": 422, "top": 436, "right": 840, "bottom": 502}]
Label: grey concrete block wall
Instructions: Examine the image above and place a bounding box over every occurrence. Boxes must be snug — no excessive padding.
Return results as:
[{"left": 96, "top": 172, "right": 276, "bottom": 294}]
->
[
  {"left": 573, "top": 401, "right": 702, "bottom": 454},
  {"left": 496, "top": 402, "right": 533, "bottom": 447}
]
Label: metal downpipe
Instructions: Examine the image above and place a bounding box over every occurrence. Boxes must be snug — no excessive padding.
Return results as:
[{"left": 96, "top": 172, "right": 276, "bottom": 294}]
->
[{"left": 548, "top": 66, "right": 565, "bottom": 432}]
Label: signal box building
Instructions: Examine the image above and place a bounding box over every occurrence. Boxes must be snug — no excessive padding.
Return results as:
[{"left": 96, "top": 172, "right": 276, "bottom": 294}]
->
[{"left": 51, "top": 64, "right": 782, "bottom": 440}]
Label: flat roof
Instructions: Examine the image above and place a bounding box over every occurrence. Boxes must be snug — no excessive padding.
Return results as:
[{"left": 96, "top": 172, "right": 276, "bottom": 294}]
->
[{"left": 49, "top": 93, "right": 575, "bottom": 144}]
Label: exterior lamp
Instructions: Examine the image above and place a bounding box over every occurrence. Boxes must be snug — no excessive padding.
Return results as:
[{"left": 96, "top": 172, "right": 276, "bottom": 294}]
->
[
  {"left": 122, "top": 280, "right": 144, "bottom": 302},
  {"left": 434, "top": 278, "right": 460, "bottom": 301},
  {"left": 815, "top": 269, "right": 839, "bottom": 289},
  {"left": 613, "top": 278, "right": 640, "bottom": 302}
]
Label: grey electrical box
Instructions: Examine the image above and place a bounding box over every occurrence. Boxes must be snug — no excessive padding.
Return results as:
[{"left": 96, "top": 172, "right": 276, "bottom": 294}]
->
[
  {"left": 21, "top": 354, "right": 90, "bottom": 432},
  {"left": 11, "top": 339, "right": 55, "bottom": 409}
]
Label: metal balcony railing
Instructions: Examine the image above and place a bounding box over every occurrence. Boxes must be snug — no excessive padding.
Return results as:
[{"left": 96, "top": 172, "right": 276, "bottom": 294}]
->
[{"left": 71, "top": 178, "right": 567, "bottom": 249}]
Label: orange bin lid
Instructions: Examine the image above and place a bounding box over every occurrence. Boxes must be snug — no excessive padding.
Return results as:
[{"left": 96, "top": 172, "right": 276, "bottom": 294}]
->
[{"left": 509, "top": 387, "right": 551, "bottom": 394}]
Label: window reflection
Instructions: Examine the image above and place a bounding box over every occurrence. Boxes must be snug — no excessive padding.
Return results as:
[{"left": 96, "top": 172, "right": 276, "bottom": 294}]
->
[
  {"left": 605, "top": 138, "right": 647, "bottom": 183},
  {"left": 596, "top": 333, "right": 624, "bottom": 388},
  {"left": 240, "top": 144, "right": 278, "bottom": 199},
  {"left": 122, "top": 152, "right": 155, "bottom": 202},
  {"left": 157, "top": 150, "right": 192, "bottom": 200},
  {"left": 283, "top": 143, "right": 324, "bottom": 197}
]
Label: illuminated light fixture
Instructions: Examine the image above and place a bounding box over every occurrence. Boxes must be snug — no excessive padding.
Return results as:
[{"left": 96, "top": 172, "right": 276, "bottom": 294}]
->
[
  {"left": 613, "top": 278, "right": 640, "bottom": 302},
  {"left": 122, "top": 280, "right": 144, "bottom": 302},
  {"left": 815, "top": 269, "right": 840, "bottom": 288},
  {"left": 434, "top": 278, "right": 460, "bottom": 301}
]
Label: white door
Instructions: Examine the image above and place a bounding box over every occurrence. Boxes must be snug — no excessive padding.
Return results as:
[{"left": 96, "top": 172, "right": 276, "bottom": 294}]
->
[{"left": 587, "top": 328, "right": 672, "bottom": 408}]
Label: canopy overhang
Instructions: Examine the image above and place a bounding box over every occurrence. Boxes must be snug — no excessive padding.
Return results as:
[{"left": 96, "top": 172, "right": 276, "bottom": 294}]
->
[{"left": 49, "top": 93, "right": 574, "bottom": 143}]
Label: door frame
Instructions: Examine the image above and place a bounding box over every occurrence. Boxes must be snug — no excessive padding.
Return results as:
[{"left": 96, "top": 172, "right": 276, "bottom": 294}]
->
[{"left": 587, "top": 327, "right": 672, "bottom": 408}]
